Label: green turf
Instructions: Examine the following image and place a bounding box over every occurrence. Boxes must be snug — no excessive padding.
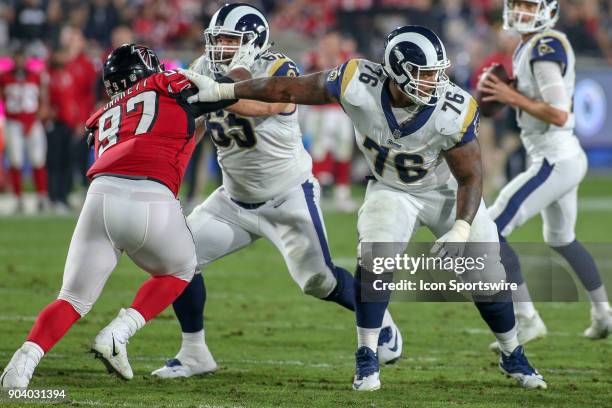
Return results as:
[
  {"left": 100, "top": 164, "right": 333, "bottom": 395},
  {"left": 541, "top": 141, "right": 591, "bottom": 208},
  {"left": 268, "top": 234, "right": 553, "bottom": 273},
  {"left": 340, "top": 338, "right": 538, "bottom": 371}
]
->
[{"left": 1, "top": 176, "right": 611, "bottom": 407}]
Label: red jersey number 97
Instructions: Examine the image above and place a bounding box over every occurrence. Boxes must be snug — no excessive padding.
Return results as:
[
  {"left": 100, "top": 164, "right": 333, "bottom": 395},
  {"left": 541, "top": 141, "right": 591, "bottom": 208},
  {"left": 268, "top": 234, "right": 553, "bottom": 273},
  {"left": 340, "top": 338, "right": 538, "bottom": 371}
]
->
[{"left": 97, "top": 90, "right": 158, "bottom": 156}]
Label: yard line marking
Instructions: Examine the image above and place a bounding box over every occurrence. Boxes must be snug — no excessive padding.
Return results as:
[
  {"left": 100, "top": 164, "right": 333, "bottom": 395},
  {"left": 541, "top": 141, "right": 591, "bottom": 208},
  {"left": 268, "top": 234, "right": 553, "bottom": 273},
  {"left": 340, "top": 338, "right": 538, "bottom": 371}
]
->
[{"left": 460, "top": 327, "right": 573, "bottom": 336}]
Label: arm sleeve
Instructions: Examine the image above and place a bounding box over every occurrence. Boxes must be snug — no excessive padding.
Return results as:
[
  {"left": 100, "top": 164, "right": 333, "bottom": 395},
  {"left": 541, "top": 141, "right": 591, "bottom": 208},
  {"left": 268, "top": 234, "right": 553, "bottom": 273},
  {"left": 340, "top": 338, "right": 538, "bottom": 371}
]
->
[
  {"left": 180, "top": 76, "right": 238, "bottom": 118},
  {"left": 533, "top": 60, "right": 570, "bottom": 112}
]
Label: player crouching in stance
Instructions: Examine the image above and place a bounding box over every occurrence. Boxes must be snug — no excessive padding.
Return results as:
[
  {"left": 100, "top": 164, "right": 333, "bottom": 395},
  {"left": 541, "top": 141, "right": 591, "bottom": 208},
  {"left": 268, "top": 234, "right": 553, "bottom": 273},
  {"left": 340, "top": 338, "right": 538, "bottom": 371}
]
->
[
  {"left": 480, "top": 0, "right": 612, "bottom": 350},
  {"left": 152, "top": 3, "right": 402, "bottom": 379},
  {"left": 0, "top": 44, "right": 236, "bottom": 388},
  {"left": 181, "top": 25, "right": 547, "bottom": 390}
]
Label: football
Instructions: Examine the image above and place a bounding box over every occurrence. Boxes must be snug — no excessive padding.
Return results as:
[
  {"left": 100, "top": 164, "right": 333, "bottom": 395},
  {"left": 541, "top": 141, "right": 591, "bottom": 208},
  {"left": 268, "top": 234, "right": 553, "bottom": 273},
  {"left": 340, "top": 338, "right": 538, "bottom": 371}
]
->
[{"left": 477, "top": 63, "right": 512, "bottom": 117}]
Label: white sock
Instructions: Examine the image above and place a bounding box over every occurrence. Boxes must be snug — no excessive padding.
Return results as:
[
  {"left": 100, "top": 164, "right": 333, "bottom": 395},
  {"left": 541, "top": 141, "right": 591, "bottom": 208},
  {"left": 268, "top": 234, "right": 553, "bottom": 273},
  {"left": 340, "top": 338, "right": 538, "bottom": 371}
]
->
[
  {"left": 494, "top": 325, "right": 520, "bottom": 356},
  {"left": 587, "top": 286, "right": 610, "bottom": 315},
  {"left": 357, "top": 327, "right": 380, "bottom": 353},
  {"left": 381, "top": 309, "right": 394, "bottom": 328},
  {"left": 123, "top": 308, "right": 146, "bottom": 337},
  {"left": 182, "top": 329, "right": 206, "bottom": 349},
  {"left": 22, "top": 341, "right": 44, "bottom": 365},
  {"left": 178, "top": 330, "right": 209, "bottom": 365},
  {"left": 513, "top": 284, "right": 536, "bottom": 318}
]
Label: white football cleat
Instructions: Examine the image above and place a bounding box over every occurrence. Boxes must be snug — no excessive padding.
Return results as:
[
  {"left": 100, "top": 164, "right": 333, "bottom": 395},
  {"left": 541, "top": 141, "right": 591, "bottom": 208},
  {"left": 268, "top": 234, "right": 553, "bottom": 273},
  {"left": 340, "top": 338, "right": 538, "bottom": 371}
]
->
[
  {"left": 151, "top": 346, "right": 218, "bottom": 378},
  {"left": 352, "top": 347, "right": 381, "bottom": 391},
  {"left": 377, "top": 323, "right": 403, "bottom": 364},
  {"left": 0, "top": 343, "right": 41, "bottom": 389},
  {"left": 91, "top": 309, "right": 134, "bottom": 380},
  {"left": 489, "top": 312, "right": 547, "bottom": 352},
  {"left": 584, "top": 308, "right": 612, "bottom": 339}
]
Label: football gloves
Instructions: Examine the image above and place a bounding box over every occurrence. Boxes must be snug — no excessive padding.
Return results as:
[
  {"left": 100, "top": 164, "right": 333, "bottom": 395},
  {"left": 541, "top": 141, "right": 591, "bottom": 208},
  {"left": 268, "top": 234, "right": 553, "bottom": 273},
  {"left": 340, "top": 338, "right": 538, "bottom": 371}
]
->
[{"left": 430, "top": 219, "right": 471, "bottom": 262}]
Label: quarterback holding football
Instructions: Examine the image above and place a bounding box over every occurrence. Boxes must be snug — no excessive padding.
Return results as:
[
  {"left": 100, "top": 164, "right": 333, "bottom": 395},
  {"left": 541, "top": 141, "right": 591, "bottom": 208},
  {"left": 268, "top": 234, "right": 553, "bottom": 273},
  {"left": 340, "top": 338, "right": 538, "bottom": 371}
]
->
[{"left": 479, "top": 0, "right": 611, "bottom": 350}]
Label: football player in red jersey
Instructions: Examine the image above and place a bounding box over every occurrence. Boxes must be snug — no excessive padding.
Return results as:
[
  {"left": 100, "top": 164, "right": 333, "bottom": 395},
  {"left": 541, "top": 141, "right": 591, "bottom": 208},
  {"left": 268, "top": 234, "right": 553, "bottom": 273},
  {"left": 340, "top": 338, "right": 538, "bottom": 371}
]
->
[
  {"left": 0, "top": 44, "right": 238, "bottom": 389},
  {"left": 0, "top": 47, "right": 49, "bottom": 212}
]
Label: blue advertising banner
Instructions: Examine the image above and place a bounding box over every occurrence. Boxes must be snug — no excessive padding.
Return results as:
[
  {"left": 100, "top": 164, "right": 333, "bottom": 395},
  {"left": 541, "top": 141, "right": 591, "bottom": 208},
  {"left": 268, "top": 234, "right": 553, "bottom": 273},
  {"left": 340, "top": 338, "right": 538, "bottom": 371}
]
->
[{"left": 575, "top": 68, "right": 612, "bottom": 148}]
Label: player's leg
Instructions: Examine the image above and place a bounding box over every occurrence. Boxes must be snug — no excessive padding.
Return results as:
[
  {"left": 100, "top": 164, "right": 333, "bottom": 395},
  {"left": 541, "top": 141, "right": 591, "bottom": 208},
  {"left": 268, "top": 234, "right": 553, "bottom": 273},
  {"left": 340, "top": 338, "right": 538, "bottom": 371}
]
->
[
  {"left": 25, "top": 121, "right": 49, "bottom": 211},
  {"left": 152, "top": 187, "right": 258, "bottom": 378},
  {"left": 542, "top": 180, "right": 612, "bottom": 339},
  {"left": 262, "top": 179, "right": 354, "bottom": 306},
  {"left": 308, "top": 108, "right": 334, "bottom": 192},
  {"left": 427, "top": 186, "right": 546, "bottom": 389},
  {"left": 328, "top": 110, "right": 357, "bottom": 212},
  {"left": 88, "top": 178, "right": 195, "bottom": 380},
  {"left": 1, "top": 188, "right": 121, "bottom": 388},
  {"left": 4, "top": 120, "right": 25, "bottom": 212},
  {"left": 488, "top": 159, "right": 561, "bottom": 337},
  {"left": 352, "top": 181, "right": 418, "bottom": 391}
]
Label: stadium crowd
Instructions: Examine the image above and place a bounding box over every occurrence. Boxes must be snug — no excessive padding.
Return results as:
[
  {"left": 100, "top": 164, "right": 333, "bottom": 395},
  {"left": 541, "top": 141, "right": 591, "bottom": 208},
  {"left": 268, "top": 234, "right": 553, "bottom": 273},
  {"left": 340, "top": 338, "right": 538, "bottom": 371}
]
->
[{"left": 0, "top": 0, "right": 610, "bottom": 214}]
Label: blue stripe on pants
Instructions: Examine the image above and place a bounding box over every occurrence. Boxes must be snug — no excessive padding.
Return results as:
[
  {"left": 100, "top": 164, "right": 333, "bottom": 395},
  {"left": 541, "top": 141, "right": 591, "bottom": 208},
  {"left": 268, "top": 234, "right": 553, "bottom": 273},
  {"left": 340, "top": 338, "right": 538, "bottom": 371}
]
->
[
  {"left": 495, "top": 159, "right": 554, "bottom": 233},
  {"left": 302, "top": 180, "right": 356, "bottom": 311},
  {"left": 301, "top": 181, "right": 333, "bottom": 268}
]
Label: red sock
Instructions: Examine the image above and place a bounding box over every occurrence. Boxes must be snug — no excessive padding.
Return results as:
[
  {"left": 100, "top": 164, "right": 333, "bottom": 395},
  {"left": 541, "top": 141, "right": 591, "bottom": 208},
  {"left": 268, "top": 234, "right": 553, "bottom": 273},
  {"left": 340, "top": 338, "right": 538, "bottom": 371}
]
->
[
  {"left": 8, "top": 167, "right": 22, "bottom": 196},
  {"left": 33, "top": 166, "right": 48, "bottom": 194},
  {"left": 313, "top": 153, "right": 333, "bottom": 185},
  {"left": 26, "top": 299, "right": 81, "bottom": 353},
  {"left": 334, "top": 160, "right": 351, "bottom": 185},
  {"left": 131, "top": 275, "right": 189, "bottom": 321}
]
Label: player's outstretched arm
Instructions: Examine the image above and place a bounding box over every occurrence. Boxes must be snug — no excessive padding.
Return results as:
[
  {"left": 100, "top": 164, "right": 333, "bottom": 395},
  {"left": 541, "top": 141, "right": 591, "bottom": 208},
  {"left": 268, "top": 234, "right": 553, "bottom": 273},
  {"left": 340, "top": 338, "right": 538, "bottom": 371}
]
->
[
  {"left": 233, "top": 71, "right": 336, "bottom": 105},
  {"left": 442, "top": 139, "right": 483, "bottom": 225},
  {"left": 181, "top": 69, "right": 337, "bottom": 106}
]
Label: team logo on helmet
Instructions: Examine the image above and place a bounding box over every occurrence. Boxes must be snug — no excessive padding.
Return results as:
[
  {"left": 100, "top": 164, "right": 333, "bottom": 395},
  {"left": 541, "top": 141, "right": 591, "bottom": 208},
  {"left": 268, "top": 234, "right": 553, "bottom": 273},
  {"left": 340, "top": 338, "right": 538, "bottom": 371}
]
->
[{"left": 132, "top": 45, "right": 156, "bottom": 71}]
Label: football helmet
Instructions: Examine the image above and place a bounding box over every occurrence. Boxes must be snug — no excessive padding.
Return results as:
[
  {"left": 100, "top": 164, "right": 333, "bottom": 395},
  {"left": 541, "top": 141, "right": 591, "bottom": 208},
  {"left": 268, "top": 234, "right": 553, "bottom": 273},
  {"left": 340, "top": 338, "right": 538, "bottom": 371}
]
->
[
  {"left": 382, "top": 25, "right": 451, "bottom": 106},
  {"left": 204, "top": 3, "right": 270, "bottom": 74},
  {"left": 503, "top": 0, "right": 559, "bottom": 34},
  {"left": 103, "top": 44, "right": 163, "bottom": 97}
]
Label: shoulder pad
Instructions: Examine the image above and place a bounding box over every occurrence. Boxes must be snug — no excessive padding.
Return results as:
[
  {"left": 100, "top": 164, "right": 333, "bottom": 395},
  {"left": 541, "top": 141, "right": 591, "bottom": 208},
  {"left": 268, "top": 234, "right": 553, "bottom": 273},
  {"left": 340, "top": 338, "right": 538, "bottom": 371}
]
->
[
  {"left": 435, "top": 86, "right": 479, "bottom": 145},
  {"left": 529, "top": 32, "right": 569, "bottom": 74},
  {"left": 259, "top": 51, "right": 300, "bottom": 78},
  {"left": 324, "top": 58, "right": 382, "bottom": 103}
]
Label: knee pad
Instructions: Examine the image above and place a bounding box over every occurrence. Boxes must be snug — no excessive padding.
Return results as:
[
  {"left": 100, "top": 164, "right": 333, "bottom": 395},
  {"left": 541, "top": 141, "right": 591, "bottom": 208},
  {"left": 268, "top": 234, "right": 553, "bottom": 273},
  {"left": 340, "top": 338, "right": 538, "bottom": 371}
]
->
[
  {"left": 57, "top": 289, "right": 92, "bottom": 317},
  {"left": 301, "top": 270, "right": 336, "bottom": 298},
  {"left": 543, "top": 227, "right": 575, "bottom": 247}
]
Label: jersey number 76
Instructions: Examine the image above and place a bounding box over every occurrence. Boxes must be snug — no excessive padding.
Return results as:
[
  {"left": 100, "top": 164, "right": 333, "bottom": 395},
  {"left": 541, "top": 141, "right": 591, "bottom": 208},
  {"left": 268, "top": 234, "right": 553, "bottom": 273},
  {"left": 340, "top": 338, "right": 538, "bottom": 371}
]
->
[{"left": 363, "top": 136, "right": 427, "bottom": 183}]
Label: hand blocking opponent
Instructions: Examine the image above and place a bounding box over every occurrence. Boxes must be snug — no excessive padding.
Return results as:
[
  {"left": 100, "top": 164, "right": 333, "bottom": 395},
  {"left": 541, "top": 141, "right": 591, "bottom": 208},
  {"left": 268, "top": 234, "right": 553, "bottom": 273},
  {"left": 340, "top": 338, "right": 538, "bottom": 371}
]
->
[
  {"left": 181, "top": 25, "right": 547, "bottom": 391},
  {"left": 152, "top": 3, "right": 402, "bottom": 380}
]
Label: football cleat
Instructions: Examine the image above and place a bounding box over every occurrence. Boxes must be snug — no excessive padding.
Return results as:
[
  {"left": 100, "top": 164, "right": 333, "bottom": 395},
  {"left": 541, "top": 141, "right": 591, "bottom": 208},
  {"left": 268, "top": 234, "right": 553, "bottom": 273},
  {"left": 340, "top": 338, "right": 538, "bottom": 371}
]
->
[
  {"left": 151, "top": 346, "right": 218, "bottom": 378},
  {"left": 499, "top": 346, "right": 547, "bottom": 389},
  {"left": 91, "top": 309, "right": 134, "bottom": 380},
  {"left": 377, "top": 323, "right": 403, "bottom": 364},
  {"left": 584, "top": 308, "right": 612, "bottom": 339},
  {"left": 489, "top": 311, "right": 547, "bottom": 352},
  {"left": 352, "top": 347, "right": 381, "bottom": 391},
  {"left": 0, "top": 344, "right": 40, "bottom": 389}
]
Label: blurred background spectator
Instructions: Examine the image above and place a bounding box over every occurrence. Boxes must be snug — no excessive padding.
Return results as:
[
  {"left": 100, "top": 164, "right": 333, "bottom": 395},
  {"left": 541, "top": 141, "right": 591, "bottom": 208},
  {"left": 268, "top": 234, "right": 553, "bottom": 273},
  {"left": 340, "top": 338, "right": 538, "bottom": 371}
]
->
[{"left": 0, "top": 0, "right": 611, "bottom": 214}]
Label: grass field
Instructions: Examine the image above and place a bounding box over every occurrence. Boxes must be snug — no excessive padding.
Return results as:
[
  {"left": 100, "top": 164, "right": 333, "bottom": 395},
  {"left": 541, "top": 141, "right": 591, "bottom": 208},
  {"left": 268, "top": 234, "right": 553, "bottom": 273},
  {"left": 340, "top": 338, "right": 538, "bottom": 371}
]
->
[{"left": 1, "top": 176, "right": 611, "bottom": 407}]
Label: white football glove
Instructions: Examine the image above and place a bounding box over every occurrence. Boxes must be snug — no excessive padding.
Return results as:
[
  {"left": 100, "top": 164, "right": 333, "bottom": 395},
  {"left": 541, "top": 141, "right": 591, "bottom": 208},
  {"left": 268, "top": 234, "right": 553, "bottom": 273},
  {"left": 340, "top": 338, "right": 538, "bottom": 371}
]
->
[
  {"left": 223, "top": 38, "right": 267, "bottom": 74},
  {"left": 179, "top": 69, "right": 235, "bottom": 104},
  {"left": 430, "top": 220, "right": 471, "bottom": 261}
]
